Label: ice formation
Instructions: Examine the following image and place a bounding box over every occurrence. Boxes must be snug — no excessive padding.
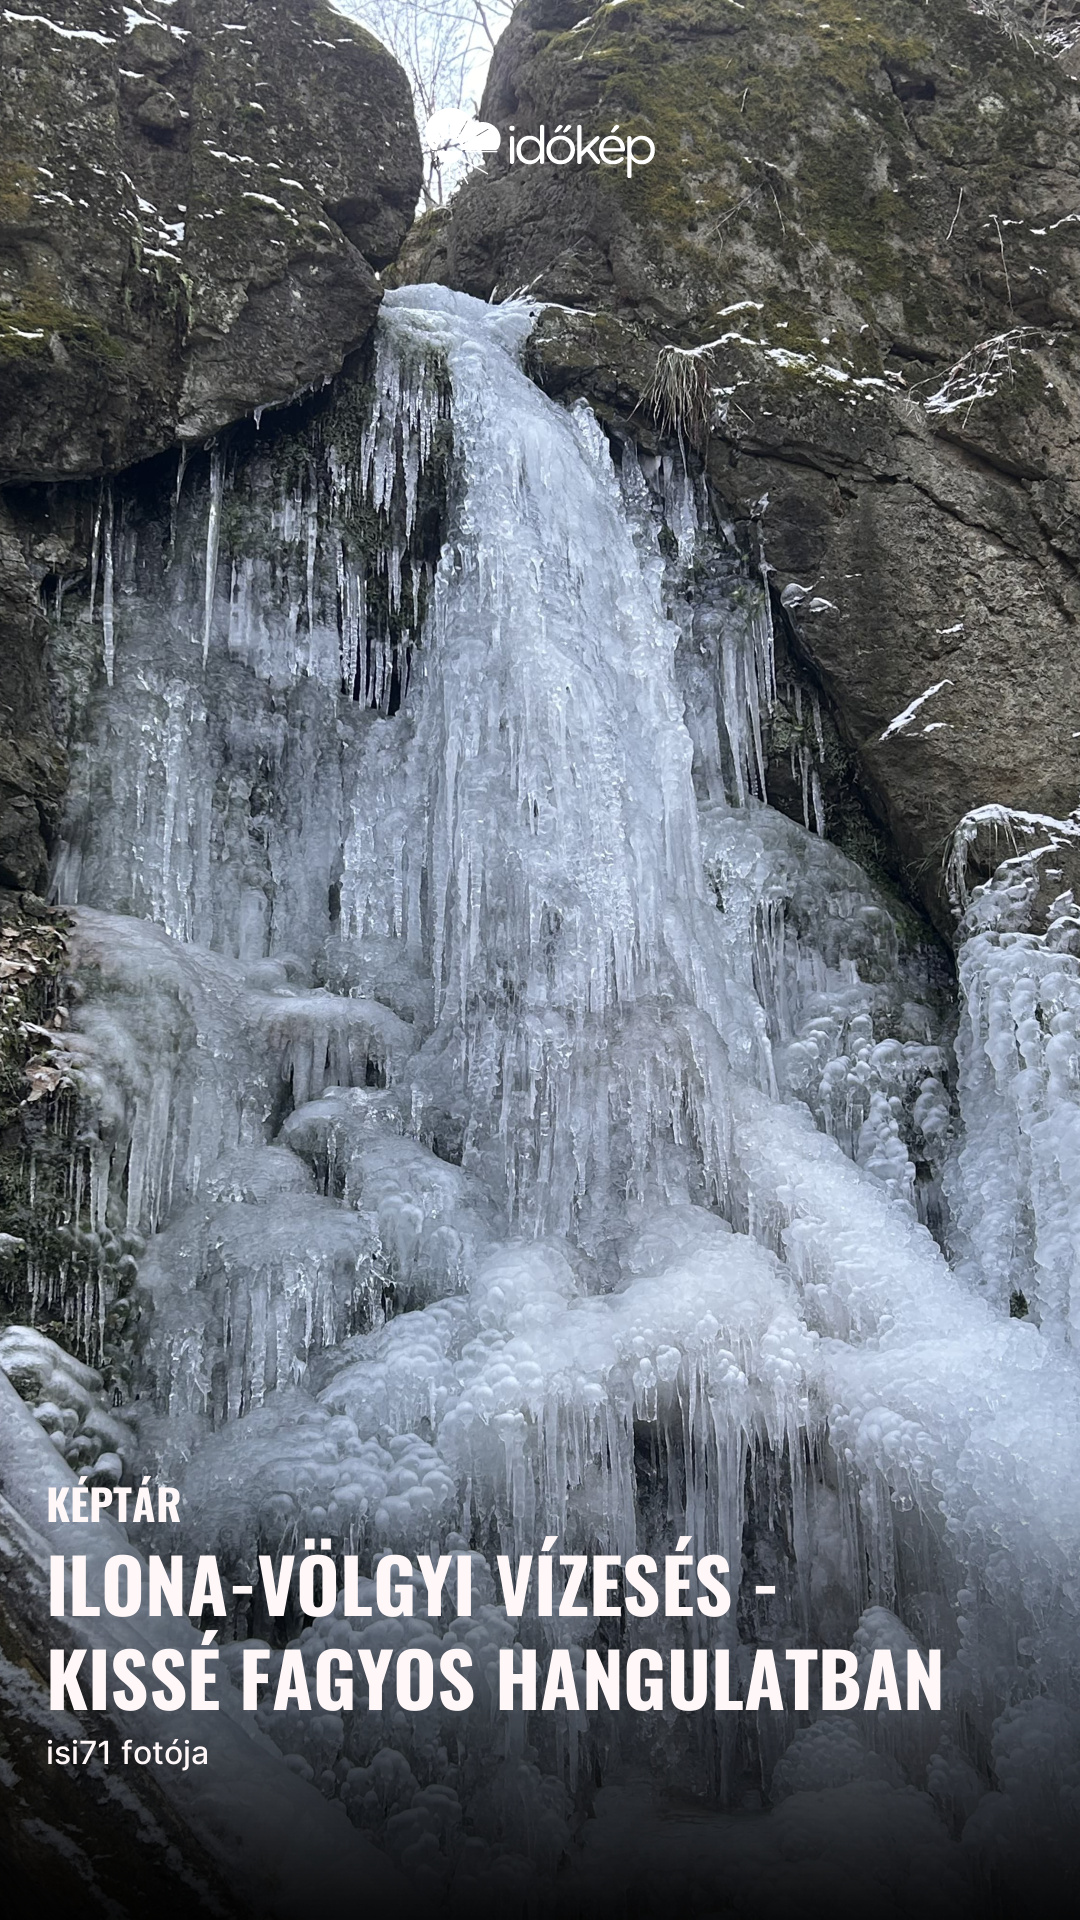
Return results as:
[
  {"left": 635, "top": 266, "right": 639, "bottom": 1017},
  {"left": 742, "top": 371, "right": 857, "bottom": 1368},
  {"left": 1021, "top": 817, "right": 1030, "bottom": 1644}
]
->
[
  {"left": 946, "top": 805, "right": 1080, "bottom": 1340},
  {"left": 9, "top": 285, "right": 1080, "bottom": 1910}
]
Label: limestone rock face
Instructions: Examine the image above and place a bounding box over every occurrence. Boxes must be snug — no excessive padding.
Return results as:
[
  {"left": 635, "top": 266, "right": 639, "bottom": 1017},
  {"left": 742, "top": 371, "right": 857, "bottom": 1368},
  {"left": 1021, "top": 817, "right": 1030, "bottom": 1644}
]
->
[
  {"left": 0, "top": 0, "right": 422, "bottom": 480},
  {"left": 413, "top": 0, "right": 1080, "bottom": 931}
]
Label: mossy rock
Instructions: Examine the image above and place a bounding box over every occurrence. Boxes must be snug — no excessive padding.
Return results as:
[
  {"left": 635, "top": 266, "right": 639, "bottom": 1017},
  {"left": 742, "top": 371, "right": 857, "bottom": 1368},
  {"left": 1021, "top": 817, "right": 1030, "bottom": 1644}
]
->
[
  {"left": 409, "top": 0, "right": 1080, "bottom": 942},
  {"left": 0, "top": 0, "right": 422, "bottom": 481},
  {"left": 420, "top": 0, "right": 1077, "bottom": 368}
]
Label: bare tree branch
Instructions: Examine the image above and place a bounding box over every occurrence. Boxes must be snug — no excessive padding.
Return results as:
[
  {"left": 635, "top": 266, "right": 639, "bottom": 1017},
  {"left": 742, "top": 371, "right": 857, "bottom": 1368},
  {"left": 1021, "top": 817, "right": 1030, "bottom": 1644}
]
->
[{"left": 334, "top": 0, "right": 514, "bottom": 203}]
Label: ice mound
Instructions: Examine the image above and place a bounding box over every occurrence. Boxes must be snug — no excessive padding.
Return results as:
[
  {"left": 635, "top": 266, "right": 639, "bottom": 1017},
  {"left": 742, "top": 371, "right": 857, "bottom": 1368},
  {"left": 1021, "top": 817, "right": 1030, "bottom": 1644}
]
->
[
  {"left": 178, "top": 1393, "right": 459, "bottom": 1566},
  {"left": 65, "top": 910, "right": 415, "bottom": 1236},
  {"left": 703, "top": 804, "right": 953, "bottom": 1219},
  {"left": 0, "top": 1324, "right": 131, "bottom": 1475},
  {"left": 202, "top": 1145, "right": 316, "bottom": 1203}
]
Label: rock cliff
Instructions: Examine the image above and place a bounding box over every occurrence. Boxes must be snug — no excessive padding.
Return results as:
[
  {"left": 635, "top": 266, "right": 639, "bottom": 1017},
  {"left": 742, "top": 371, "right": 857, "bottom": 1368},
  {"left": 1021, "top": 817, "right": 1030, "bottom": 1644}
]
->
[
  {"left": 408, "top": 0, "right": 1080, "bottom": 931},
  {"left": 0, "top": 0, "right": 421, "bottom": 478},
  {"left": 0, "top": 0, "right": 421, "bottom": 894}
]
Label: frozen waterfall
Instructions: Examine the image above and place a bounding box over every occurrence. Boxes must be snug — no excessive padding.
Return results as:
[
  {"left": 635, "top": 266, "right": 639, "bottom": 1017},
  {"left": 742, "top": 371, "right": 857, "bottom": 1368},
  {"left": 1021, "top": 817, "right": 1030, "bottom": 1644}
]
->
[{"left": 22, "top": 286, "right": 1080, "bottom": 1910}]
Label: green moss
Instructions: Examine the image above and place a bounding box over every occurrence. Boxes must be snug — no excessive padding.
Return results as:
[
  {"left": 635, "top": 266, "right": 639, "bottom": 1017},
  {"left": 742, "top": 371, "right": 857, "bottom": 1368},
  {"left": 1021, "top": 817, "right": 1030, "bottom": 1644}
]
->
[
  {"left": 509, "top": 0, "right": 936, "bottom": 357},
  {"left": 513, "top": 0, "right": 1069, "bottom": 363},
  {"left": 0, "top": 156, "right": 36, "bottom": 225},
  {"left": 0, "top": 294, "right": 126, "bottom": 367}
]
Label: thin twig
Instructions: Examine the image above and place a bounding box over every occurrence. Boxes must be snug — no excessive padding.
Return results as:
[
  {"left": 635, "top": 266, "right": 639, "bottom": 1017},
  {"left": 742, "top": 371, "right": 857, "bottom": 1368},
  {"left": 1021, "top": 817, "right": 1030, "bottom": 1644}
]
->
[
  {"left": 991, "top": 213, "right": 1014, "bottom": 311},
  {"left": 709, "top": 190, "right": 756, "bottom": 236},
  {"left": 471, "top": 0, "right": 498, "bottom": 50}
]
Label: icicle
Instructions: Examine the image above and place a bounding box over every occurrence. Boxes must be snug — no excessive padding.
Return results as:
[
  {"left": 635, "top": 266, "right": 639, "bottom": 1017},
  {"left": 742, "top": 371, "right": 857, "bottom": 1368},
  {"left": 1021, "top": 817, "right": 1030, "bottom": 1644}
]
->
[
  {"left": 167, "top": 443, "right": 189, "bottom": 567},
  {"left": 101, "top": 481, "right": 115, "bottom": 686},
  {"left": 88, "top": 483, "right": 102, "bottom": 625},
  {"left": 305, "top": 483, "right": 318, "bottom": 639},
  {"left": 202, "top": 446, "right": 223, "bottom": 666},
  {"left": 811, "top": 765, "right": 826, "bottom": 838}
]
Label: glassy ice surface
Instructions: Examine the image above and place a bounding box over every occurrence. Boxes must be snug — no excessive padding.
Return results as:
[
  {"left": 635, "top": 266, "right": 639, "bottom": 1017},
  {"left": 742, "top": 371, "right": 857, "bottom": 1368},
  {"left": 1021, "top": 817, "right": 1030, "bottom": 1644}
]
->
[{"left": 28, "top": 286, "right": 1080, "bottom": 1907}]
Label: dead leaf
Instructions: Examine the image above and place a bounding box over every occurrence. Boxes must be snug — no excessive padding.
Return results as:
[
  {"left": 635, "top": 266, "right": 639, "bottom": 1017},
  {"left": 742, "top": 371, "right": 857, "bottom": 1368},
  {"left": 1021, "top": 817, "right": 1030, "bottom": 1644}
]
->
[{"left": 24, "top": 1061, "right": 70, "bottom": 1102}]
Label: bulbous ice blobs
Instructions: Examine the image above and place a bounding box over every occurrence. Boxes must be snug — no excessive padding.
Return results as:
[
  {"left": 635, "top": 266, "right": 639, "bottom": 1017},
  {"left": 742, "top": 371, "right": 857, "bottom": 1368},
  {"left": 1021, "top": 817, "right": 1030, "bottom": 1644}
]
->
[
  {"left": 282, "top": 1086, "right": 405, "bottom": 1196},
  {"left": 0, "top": 1323, "right": 100, "bottom": 1412},
  {"left": 0, "top": 1325, "right": 133, "bottom": 1469},
  {"left": 913, "top": 1074, "right": 951, "bottom": 1145},
  {"left": 319, "top": 1297, "right": 470, "bottom": 1447},
  {"left": 83, "top": 1448, "right": 123, "bottom": 1485},
  {"left": 202, "top": 1145, "right": 316, "bottom": 1203},
  {"left": 135, "top": 1196, "right": 383, "bottom": 1424},
  {"left": 373, "top": 1433, "right": 457, "bottom": 1535},
  {"left": 853, "top": 1605, "right": 943, "bottom": 1783},
  {"left": 318, "top": 1215, "right": 814, "bottom": 1559},
  {"left": 260, "top": 1603, "right": 536, "bottom": 1890},
  {"left": 323, "top": 1223, "right": 816, "bottom": 1556},
  {"left": 617, "top": 1202, "right": 734, "bottom": 1278},
  {"left": 856, "top": 1090, "right": 916, "bottom": 1205},
  {"left": 349, "top": 1138, "right": 496, "bottom": 1309},
  {"left": 242, "top": 956, "right": 307, "bottom": 991},
  {"left": 771, "top": 1721, "right": 907, "bottom": 1800},
  {"left": 926, "top": 1740, "right": 987, "bottom": 1838},
  {"left": 960, "top": 1697, "right": 1080, "bottom": 1903},
  {"left": 177, "top": 1391, "right": 459, "bottom": 1568},
  {"left": 344, "top": 1744, "right": 421, "bottom": 1833},
  {"left": 284, "top": 1107, "right": 494, "bottom": 1307},
  {"left": 469, "top": 1241, "right": 579, "bottom": 1333}
]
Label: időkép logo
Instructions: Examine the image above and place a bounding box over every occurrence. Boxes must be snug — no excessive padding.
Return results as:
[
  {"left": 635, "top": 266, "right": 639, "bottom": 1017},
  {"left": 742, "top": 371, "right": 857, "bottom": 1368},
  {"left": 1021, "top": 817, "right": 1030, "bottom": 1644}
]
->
[
  {"left": 507, "top": 123, "right": 655, "bottom": 178},
  {"left": 424, "top": 112, "right": 655, "bottom": 180}
]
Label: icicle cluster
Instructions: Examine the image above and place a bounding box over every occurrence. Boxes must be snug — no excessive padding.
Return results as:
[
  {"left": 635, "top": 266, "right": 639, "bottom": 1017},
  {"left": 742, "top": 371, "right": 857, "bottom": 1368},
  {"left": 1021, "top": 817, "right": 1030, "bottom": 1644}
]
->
[
  {"left": 947, "top": 806, "right": 1080, "bottom": 1336},
  {"left": 15, "top": 285, "right": 1079, "bottom": 1908}
]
